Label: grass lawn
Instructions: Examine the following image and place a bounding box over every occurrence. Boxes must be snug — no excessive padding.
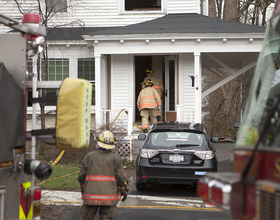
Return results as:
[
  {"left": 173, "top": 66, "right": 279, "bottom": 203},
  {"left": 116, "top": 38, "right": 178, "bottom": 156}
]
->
[{"left": 37, "top": 164, "right": 81, "bottom": 191}]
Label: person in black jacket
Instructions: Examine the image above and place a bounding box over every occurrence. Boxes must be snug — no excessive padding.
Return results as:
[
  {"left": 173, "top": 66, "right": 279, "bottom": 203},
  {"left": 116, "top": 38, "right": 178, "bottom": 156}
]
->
[{"left": 78, "top": 130, "right": 129, "bottom": 220}]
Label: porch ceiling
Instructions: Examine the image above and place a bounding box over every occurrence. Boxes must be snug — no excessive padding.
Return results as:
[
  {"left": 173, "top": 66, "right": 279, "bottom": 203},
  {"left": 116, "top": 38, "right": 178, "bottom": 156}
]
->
[
  {"left": 202, "top": 52, "right": 259, "bottom": 69},
  {"left": 201, "top": 52, "right": 258, "bottom": 97}
]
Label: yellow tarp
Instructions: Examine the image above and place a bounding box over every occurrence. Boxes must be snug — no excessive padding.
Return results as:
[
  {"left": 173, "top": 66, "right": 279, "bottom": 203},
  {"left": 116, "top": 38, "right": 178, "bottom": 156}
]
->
[{"left": 56, "top": 78, "right": 92, "bottom": 150}]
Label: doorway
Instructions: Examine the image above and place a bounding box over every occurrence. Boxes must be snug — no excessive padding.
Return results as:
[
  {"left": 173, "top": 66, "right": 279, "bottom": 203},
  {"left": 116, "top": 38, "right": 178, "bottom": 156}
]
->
[
  {"left": 135, "top": 56, "right": 152, "bottom": 122},
  {"left": 134, "top": 55, "right": 174, "bottom": 122}
]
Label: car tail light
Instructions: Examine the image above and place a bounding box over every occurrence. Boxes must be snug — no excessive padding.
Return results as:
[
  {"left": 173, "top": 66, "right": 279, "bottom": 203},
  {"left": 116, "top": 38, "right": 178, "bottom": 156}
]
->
[
  {"left": 140, "top": 149, "right": 159, "bottom": 158},
  {"left": 194, "top": 151, "right": 214, "bottom": 160},
  {"left": 34, "top": 187, "right": 41, "bottom": 201},
  {"left": 33, "top": 187, "right": 41, "bottom": 217}
]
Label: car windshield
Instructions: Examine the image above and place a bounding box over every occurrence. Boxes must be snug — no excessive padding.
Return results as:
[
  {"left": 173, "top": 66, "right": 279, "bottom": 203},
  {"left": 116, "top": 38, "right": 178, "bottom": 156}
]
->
[{"left": 149, "top": 132, "right": 204, "bottom": 148}]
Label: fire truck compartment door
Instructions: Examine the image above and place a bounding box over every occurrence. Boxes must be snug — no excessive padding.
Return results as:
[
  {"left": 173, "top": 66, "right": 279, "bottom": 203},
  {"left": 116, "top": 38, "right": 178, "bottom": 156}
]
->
[
  {"left": 56, "top": 78, "right": 92, "bottom": 150},
  {"left": 0, "top": 63, "right": 24, "bottom": 162}
]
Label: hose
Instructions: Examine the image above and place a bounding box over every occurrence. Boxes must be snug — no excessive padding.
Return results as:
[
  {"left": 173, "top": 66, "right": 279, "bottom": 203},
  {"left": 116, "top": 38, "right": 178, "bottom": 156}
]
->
[{"left": 38, "top": 109, "right": 128, "bottom": 185}]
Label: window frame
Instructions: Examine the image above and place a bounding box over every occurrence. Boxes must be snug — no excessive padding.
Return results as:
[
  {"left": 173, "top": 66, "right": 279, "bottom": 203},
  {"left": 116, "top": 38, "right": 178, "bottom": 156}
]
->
[{"left": 41, "top": 58, "right": 69, "bottom": 81}]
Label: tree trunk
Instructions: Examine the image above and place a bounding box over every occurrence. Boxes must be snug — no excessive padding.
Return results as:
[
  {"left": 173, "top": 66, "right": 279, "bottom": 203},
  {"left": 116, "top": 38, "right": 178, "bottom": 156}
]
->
[
  {"left": 209, "top": 0, "right": 217, "bottom": 17},
  {"left": 223, "top": 0, "right": 239, "bottom": 21}
]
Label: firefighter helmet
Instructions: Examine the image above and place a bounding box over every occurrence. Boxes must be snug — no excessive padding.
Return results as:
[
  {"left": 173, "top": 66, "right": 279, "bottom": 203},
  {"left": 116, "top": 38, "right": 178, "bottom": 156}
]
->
[
  {"left": 144, "top": 79, "right": 154, "bottom": 86},
  {"left": 145, "top": 68, "right": 154, "bottom": 74},
  {"left": 97, "top": 130, "right": 116, "bottom": 149}
]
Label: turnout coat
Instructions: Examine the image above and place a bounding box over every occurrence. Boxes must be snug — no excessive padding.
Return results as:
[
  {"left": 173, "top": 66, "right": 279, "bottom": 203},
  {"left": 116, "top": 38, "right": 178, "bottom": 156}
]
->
[
  {"left": 141, "top": 75, "right": 164, "bottom": 98},
  {"left": 78, "top": 149, "right": 127, "bottom": 206},
  {"left": 137, "top": 86, "right": 161, "bottom": 111}
]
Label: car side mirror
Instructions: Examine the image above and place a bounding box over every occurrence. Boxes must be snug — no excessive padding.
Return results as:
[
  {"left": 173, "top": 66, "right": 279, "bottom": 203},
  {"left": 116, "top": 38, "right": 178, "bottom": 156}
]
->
[
  {"left": 138, "top": 134, "right": 146, "bottom": 140},
  {"left": 233, "top": 122, "right": 240, "bottom": 128},
  {"left": 211, "top": 136, "right": 219, "bottom": 143}
]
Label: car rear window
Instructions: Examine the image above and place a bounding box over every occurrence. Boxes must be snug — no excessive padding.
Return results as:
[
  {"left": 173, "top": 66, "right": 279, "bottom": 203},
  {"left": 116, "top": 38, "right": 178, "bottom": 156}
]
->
[{"left": 150, "top": 132, "right": 204, "bottom": 148}]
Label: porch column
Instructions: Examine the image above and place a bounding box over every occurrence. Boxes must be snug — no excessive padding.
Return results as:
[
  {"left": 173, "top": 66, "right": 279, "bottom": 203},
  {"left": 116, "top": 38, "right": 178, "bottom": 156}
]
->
[
  {"left": 95, "top": 54, "right": 101, "bottom": 127},
  {"left": 194, "top": 52, "right": 202, "bottom": 123},
  {"left": 176, "top": 105, "right": 183, "bottom": 122},
  {"left": 127, "top": 105, "right": 133, "bottom": 135}
]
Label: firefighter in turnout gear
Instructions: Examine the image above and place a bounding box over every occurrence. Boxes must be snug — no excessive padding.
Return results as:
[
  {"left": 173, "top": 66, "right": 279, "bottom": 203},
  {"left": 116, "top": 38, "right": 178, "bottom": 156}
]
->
[
  {"left": 78, "top": 130, "right": 128, "bottom": 220},
  {"left": 137, "top": 79, "right": 162, "bottom": 133},
  {"left": 141, "top": 68, "right": 164, "bottom": 118}
]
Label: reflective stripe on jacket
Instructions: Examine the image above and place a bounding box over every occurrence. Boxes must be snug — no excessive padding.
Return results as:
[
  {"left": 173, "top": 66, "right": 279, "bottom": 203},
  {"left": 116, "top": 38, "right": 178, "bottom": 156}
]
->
[
  {"left": 137, "top": 86, "right": 161, "bottom": 111},
  {"left": 78, "top": 149, "right": 127, "bottom": 206}
]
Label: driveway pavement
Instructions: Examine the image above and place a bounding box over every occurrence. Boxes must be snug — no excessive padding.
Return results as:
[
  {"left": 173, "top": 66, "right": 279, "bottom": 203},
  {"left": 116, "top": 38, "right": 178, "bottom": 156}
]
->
[{"left": 41, "top": 142, "right": 235, "bottom": 206}]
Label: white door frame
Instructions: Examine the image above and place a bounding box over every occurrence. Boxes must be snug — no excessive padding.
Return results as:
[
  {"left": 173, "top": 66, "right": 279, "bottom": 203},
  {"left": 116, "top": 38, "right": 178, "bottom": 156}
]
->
[{"left": 164, "top": 55, "right": 177, "bottom": 120}]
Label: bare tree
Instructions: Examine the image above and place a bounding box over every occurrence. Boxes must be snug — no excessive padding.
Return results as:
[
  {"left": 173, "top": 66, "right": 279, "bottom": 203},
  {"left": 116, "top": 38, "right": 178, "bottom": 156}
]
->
[
  {"left": 210, "top": 0, "right": 275, "bottom": 25},
  {"left": 204, "top": 0, "right": 273, "bottom": 140},
  {"left": 13, "top": 0, "right": 84, "bottom": 129}
]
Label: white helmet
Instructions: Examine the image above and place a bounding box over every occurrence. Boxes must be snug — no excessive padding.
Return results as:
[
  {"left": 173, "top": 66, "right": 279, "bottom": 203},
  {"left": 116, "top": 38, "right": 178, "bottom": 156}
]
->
[{"left": 97, "top": 130, "right": 116, "bottom": 149}]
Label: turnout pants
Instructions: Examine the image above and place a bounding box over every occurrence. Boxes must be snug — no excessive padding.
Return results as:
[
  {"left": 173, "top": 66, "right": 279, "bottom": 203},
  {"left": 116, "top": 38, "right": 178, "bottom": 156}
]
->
[
  {"left": 140, "top": 108, "right": 157, "bottom": 129},
  {"left": 79, "top": 204, "right": 118, "bottom": 220}
]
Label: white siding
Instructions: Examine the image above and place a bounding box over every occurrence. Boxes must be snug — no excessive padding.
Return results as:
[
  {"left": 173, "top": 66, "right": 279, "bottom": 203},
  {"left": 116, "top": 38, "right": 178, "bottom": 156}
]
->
[
  {"left": 179, "top": 54, "right": 196, "bottom": 122},
  {"left": 0, "top": 0, "right": 201, "bottom": 32},
  {"left": 111, "top": 54, "right": 133, "bottom": 129},
  {"left": 167, "top": 0, "right": 198, "bottom": 14}
]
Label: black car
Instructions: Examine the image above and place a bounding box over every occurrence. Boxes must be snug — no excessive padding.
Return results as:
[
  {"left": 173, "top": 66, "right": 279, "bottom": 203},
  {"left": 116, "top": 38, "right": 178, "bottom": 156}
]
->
[{"left": 136, "top": 121, "right": 218, "bottom": 190}]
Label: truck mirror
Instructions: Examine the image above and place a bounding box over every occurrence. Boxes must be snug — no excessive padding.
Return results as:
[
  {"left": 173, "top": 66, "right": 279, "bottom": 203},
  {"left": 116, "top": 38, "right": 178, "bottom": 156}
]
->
[
  {"left": 211, "top": 136, "right": 219, "bottom": 143},
  {"left": 138, "top": 134, "right": 146, "bottom": 140},
  {"left": 233, "top": 122, "right": 240, "bottom": 128}
]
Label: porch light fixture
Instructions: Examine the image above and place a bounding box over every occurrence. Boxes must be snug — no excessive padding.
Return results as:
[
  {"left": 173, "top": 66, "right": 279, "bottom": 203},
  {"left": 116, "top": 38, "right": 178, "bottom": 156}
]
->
[
  {"left": 120, "top": 40, "right": 124, "bottom": 44},
  {"left": 66, "top": 44, "right": 70, "bottom": 48},
  {"left": 94, "top": 40, "right": 98, "bottom": 45},
  {"left": 223, "top": 38, "right": 227, "bottom": 43},
  {"left": 249, "top": 38, "right": 253, "bottom": 43},
  {"left": 197, "top": 39, "right": 201, "bottom": 43},
  {"left": 171, "top": 39, "right": 175, "bottom": 43},
  {"left": 146, "top": 39, "right": 150, "bottom": 44}
]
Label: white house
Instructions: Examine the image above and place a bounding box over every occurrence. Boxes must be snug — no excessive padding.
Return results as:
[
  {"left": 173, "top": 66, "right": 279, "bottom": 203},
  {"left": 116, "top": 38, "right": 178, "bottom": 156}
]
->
[{"left": 0, "top": 0, "right": 265, "bottom": 136}]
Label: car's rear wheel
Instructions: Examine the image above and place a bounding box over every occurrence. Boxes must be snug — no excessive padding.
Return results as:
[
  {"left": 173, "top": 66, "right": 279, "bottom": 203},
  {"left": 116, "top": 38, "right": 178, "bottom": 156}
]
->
[{"left": 136, "top": 183, "right": 147, "bottom": 191}]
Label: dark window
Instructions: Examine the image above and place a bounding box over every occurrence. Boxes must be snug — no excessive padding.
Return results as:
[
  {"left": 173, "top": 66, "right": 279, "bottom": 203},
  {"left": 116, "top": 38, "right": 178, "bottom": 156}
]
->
[
  {"left": 125, "top": 0, "right": 161, "bottom": 11},
  {"left": 78, "top": 58, "right": 95, "bottom": 81},
  {"left": 46, "top": 0, "right": 67, "bottom": 13}
]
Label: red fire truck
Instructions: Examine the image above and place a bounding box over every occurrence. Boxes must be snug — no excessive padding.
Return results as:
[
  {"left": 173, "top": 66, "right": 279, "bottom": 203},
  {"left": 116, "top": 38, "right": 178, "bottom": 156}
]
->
[
  {"left": 0, "top": 14, "right": 52, "bottom": 220},
  {"left": 198, "top": 2, "right": 280, "bottom": 220}
]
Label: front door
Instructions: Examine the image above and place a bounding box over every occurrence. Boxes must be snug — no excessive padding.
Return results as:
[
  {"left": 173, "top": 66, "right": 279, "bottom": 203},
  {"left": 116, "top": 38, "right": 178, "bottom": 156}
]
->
[{"left": 164, "top": 56, "right": 177, "bottom": 121}]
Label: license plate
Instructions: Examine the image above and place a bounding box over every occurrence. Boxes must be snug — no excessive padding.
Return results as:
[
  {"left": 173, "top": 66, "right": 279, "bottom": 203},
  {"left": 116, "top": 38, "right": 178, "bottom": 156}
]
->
[
  {"left": 195, "top": 171, "right": 206, "bottom": 175},
  {"left": 169, "top": 154, "right": 184, "bottom": 162}
]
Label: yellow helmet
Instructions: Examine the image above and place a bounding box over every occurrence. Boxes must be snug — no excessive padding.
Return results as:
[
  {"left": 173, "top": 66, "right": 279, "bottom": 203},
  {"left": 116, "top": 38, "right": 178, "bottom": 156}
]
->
[
  {"left": 145, "top": 68, "right": 154, "bottom": 74},
  {"left": 144, "top": 79, "right": 154, "bottom": 86},
  {"left": 97, "top": 130, "right": 116, "bottom": 149}
]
